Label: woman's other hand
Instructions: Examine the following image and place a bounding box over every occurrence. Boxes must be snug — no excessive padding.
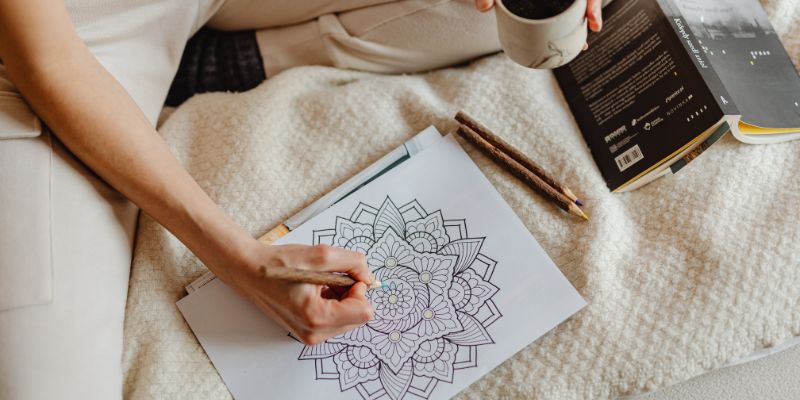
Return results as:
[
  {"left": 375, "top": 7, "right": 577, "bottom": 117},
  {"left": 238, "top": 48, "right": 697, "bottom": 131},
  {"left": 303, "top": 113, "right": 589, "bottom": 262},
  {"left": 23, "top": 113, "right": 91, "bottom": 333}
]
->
[
  {"left": 474, "top": 0, "right": 603, "bottom": 33},
  {"left": 219, "top": 242, "right": 375, "bottom": 346}
]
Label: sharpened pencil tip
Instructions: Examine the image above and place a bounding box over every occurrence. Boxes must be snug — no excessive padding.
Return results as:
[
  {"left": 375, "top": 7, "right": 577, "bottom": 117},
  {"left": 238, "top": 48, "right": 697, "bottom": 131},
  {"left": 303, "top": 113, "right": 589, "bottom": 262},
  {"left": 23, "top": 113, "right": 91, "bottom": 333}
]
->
[
  {"left": 575, "top": 199, "right": 584, "bottom": 206},
  {"left": 367, "top": 280, "right": 386, "bottom": 290},
  {"left": 568, "top": 203, "right": 589, "bottom": 221}
]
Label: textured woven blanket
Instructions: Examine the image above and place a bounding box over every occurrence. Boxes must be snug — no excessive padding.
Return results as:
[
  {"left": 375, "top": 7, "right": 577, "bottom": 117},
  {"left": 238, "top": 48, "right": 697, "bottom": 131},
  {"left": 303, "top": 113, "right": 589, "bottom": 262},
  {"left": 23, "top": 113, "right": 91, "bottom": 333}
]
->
[{"left": 122, "top": 2, "right": 800, "bottom": 398}]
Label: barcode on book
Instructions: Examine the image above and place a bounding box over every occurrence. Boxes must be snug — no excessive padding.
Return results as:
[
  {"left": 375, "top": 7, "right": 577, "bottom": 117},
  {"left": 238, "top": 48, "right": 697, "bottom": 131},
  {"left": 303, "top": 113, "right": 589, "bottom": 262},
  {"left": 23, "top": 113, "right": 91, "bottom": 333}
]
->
[{"left": 615, "top": 145, "right": 643, "bottom": 172}]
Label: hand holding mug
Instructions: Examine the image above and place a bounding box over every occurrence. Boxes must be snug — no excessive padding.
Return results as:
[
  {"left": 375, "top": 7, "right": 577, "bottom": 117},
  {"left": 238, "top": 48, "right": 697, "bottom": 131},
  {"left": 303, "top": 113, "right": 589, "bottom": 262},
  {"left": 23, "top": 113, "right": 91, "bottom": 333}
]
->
[
  {"left": 476, "top": 0, "right": 604, "bottom": 69},
  {"left": 475, "top": 0, "right": 603, "bottom": 33}
]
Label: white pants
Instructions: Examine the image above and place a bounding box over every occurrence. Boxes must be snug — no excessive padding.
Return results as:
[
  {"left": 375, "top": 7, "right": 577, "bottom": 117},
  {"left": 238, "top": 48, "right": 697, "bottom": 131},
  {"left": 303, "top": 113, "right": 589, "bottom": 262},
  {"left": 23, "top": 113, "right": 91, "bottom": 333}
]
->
[
  {"left": 219, "top": 0, "right": 502, "bottom": 76},
  {"left": 0, "top": 1, "right": 498, "bottom": 398}
]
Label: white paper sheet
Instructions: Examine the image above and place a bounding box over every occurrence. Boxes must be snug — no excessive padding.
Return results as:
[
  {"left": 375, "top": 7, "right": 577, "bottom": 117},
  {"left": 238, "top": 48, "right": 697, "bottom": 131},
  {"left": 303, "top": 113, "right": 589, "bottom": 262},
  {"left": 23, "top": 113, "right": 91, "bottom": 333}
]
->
[{"left": 178, "top": 134, "right": 586, "bottom": 400}]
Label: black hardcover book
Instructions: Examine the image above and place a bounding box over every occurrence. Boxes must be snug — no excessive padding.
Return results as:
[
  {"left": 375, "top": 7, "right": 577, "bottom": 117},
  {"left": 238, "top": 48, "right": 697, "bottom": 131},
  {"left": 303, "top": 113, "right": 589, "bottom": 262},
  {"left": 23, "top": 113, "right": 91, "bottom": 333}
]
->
[{"left": 554, "top": 0, "right": 800, "bottom": 191}]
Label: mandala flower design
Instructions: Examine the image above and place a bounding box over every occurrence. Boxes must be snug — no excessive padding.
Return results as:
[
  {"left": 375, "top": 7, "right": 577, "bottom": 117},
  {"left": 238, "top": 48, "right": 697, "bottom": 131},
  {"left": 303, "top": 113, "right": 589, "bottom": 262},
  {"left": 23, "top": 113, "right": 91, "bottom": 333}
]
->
[
  {"left": 299, "top": 197, "right": 501, "bottom": 400},
  {"left": 372, "top": 280, "right": 414, "bottom": 319}
]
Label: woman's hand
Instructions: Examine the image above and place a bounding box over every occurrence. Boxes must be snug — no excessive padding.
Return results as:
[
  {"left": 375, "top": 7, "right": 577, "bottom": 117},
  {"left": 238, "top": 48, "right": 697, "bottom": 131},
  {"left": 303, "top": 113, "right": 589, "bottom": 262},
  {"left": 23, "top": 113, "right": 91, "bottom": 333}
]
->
[
  {"left": 218, "top": 242, "right": 375, "bottom": 345},
  {"left": 0, "top": 1, "right": 373, "bottom": 348},
  {"left": 475, "top": 0, "right": 603, "bottom": 33}
]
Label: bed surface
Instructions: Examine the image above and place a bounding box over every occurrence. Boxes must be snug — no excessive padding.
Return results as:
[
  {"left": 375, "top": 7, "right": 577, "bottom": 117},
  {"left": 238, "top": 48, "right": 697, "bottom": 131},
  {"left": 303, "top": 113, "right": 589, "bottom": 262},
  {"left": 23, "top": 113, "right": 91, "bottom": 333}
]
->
[{"left": 123, "top": 2, "right": 800, "bottom": 398}]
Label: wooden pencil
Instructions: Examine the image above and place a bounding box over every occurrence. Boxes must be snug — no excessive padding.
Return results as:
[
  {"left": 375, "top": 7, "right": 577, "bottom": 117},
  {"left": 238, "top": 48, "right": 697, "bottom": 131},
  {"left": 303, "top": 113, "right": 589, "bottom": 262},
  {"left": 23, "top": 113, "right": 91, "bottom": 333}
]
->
[
  {"left": 259, "top": 265, "right": 385, "bottom": 290},
  {"left": 258, "top": 223, "right": 290, "bottom": 244},
  {"left": 456, "top": 124, "right": 588, "bottom": 220},
  {"left": 455, "top": 111, "right": 583, "bottom": 206}
]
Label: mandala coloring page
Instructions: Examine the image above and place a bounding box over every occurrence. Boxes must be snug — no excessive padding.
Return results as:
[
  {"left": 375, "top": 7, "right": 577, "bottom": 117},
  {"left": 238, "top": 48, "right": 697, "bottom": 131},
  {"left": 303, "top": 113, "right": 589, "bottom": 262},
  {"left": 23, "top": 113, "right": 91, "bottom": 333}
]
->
[
  {"left": 178, "top": 136, "right": 586, "bottom": 400},
  {"left": 297, "top": 197, "right": 501, "bottom": 400}
]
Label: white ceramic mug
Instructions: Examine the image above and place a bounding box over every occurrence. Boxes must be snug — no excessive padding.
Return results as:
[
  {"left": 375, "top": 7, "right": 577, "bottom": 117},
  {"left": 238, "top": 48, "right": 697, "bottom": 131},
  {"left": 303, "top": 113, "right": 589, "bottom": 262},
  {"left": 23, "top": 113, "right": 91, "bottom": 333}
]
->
[{"left": 495, "top": 0, "right": 588, "bottom": 69}]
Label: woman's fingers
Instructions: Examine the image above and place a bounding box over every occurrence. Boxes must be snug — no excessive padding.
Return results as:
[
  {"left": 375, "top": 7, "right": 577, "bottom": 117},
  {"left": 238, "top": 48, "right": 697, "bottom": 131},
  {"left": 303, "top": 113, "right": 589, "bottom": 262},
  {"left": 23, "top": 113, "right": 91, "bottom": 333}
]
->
[
  {"left": 476, "top": 0, "right": 602, "bottom": 28},
  {"left": 587, "top": 0, "right": 603, "bottom": 32},
  {"left": 251, "top": 244, "right": 378, "bottom": 345},
  {"left": 306, "top": 244, "right": 375, "bottom": 284},
  {"left": 296, "top": 283, "right": 372, "bottom": 344},
  {"left": 473, "top": 0, "right": 601, "bottom": 30},
  {"left": 583, "top": 0, "right": 603, "bottom": 51},
  {"left": 325, "top": 282, "right": 374, "bottom": 326},
  {"left": 475, "top": 0, "right": 494, "bottom": 12}
]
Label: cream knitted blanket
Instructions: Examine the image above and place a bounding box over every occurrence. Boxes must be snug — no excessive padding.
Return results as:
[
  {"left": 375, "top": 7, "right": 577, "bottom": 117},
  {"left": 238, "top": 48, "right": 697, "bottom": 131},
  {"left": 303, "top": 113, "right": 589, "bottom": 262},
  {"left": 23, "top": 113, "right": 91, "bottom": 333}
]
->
[{"left": 122, "top": 2, "right": 800, "bottom": 398}]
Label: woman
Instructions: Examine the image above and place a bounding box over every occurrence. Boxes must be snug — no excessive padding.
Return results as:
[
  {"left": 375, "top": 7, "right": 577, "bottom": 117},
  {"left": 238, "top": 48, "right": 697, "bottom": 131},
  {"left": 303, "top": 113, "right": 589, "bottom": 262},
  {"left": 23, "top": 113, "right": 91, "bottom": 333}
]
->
[{"left": 0, "top": 0, "right": 601, "bottom": 397}]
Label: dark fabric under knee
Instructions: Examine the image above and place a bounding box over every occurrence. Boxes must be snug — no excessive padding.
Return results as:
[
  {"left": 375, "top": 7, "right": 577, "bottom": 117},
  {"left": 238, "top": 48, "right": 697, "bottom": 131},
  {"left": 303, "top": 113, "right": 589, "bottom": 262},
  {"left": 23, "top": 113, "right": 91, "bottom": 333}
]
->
[{"left": 165, "top": 27, "right": 266, "bottom": 107}]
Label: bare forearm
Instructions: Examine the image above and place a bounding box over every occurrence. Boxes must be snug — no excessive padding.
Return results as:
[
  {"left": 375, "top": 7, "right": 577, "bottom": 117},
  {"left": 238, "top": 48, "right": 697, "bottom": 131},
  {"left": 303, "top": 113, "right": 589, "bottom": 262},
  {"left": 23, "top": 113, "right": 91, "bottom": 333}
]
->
[
  {"left": 30, "top": 57, "right": 248, "bottom": 264},
  {"left": 0, "top": 2, "right": 253, "bottom": 278},
  {"left": 0, "top": 0, "right": 378, "bottom": 344},
  {"left": 11, "top": 54, "right": 375, "bottom": 343}
]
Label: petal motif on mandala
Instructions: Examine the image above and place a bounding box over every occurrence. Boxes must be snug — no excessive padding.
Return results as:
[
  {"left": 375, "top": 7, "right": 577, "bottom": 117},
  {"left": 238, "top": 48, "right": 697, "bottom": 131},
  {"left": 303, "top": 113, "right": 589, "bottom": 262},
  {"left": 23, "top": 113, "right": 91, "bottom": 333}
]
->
[
  {"left": 344, "top": 236, "right": 375, "bottom": 254},
  {"left": 412, "top": 339, "right": 457, "bottom": 383},
  {"left": 449, "top": 275, "right": 471, "bottom": 310},
  {"left": 333, "top": 217, "right": 375, "bottom": 254},
  {"left": 378, "top": 359, "right": 413, "bottom": 400},
  {"left": 456, "top": 268, "right": 500, "bottom": 315},
  {"left": 414, "top": 292, "right": 462, "bottom": 339},
  {"left": 444, "top": 312, "right": 495, "bottom": 346},
  {"left": 368, "top": 330, "right": 422, "bottom": 374},
  {"left": 404, "top": 211, "right": 450, "bottom": 252},
  {"left": 404, "top": 231, "right": 440, "bottom": 253},
  {"left": 373, "top": 198, "right": 406, "bottom": 241},
  {"left": 438, "top": 238, "right": 484, "bottom": 273},
  {"left": 298, "top": 342, "right": 346, "bottom": 360},
  {"left": 410, "top": 254, "right": 457, "bottom": 296},
  {"left": 366, "top": 229, "right": 417, "bottom": 271},
  {"left": 328, "top": 325, "right": 377, "bottom": 347},
  {"left": 333, "top": 347, "right": 380, "bottom": 390},
  {"left": 368, "top": 269, "right": 429, "bottom": 333}
]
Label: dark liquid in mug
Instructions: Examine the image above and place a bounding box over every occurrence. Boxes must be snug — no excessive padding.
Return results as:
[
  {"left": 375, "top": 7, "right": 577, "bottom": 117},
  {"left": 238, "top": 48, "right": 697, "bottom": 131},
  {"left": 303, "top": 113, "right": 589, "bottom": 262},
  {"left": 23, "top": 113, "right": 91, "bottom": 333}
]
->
[{"left": 503, "top": 0, "right": 574, "bottom": 19}]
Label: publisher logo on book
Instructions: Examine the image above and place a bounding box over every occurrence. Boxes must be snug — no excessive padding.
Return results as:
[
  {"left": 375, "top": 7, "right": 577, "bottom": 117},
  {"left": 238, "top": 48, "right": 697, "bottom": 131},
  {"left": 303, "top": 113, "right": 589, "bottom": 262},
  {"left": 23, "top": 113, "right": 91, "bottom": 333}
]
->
[{"left": 604, "top": 125, "right": 627, "bottom": 144}]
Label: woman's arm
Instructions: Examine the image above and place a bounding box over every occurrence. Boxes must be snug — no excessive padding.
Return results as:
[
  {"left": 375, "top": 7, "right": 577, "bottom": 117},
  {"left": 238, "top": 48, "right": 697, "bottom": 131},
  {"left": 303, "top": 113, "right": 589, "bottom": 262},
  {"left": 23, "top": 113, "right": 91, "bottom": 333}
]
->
[{"left": 0, "top": 0, "right": 372, "bottom": 345}]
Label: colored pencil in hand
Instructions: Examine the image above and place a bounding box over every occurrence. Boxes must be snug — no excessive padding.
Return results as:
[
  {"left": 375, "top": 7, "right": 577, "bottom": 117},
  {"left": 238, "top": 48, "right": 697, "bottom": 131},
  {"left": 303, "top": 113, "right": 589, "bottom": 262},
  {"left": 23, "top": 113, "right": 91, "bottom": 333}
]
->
[{"left": 259, "top": 265, "right": 386, "bottom": 290}]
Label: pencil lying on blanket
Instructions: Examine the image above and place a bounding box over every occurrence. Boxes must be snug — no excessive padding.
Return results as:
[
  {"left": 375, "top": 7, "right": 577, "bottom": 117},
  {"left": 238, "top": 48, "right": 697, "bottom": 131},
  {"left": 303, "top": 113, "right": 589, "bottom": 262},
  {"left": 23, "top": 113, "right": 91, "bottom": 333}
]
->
[
  {"left": 455, "top": 111, "right": 584, "bottom": 206},
  {"left": 259, "top": 265, "right": 386, "bottom": 290},
  {"left": 455, "top": 118, "right": 588, "bottom": 221}
]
